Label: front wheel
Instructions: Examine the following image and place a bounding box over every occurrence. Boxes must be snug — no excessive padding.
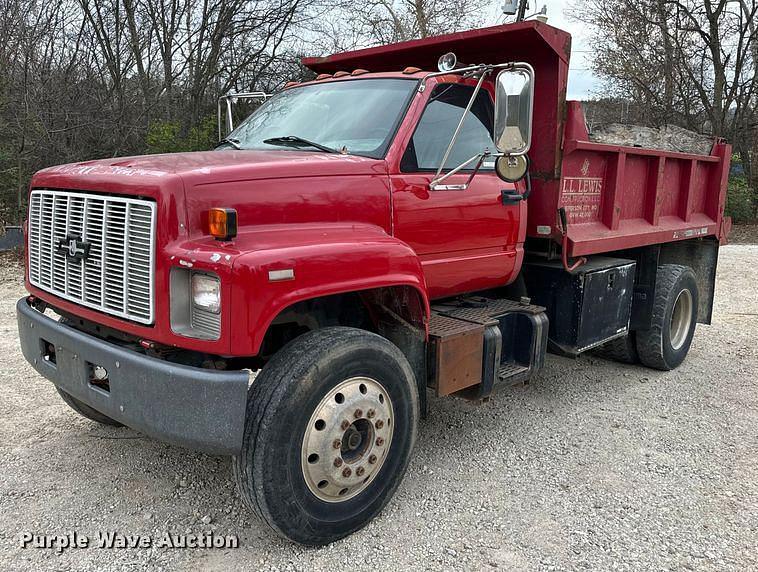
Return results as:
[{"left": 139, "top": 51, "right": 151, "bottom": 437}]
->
[{"left": 232, "top": 327, "right": 419, "bottom": 545}]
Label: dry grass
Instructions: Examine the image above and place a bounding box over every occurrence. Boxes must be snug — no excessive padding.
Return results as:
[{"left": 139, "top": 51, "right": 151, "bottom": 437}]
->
[{"left": 729, "top": 223, "right": 758, "bottom": 245}]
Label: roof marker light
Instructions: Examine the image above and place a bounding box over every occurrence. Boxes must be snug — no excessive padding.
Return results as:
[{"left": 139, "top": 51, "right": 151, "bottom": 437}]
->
[{"left": 437, "top": 52, "right": 458, "bottom": 72}]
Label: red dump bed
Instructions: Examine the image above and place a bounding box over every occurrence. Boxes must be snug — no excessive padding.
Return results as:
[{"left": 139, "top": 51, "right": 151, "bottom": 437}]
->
[
  {"left": 554, "top": 101, "right": 731, "bottom": 256},
  {"left": 304, "top": 21, "right": 731, "bottom": 257}
]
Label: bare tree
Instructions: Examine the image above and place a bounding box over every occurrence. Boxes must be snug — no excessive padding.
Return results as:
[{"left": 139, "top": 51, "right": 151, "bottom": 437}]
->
[
  {"left": 360, "top": 0, "right": 487, "bottom": 43},
  {"left": 573, "top": 0, "right": 758, "bottom": 217},
  {"left": 0, "top": 0, "right": 323, "bottom": 223}
]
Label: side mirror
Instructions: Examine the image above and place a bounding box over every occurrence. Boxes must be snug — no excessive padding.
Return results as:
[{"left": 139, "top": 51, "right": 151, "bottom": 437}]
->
[
  {"left": 495, "top": 154, "right": 529, "bottom": 183},
  {"left": 494, "top": 64, "right": 534, "bottom": 155}
]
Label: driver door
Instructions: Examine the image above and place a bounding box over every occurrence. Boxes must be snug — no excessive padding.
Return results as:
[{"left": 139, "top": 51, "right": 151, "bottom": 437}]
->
[{"left": 390, "top": 82, "right": 522, "bottom": 299}]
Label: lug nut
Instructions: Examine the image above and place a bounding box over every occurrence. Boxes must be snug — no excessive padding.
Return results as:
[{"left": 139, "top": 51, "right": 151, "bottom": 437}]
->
[
  {"left": 375, "top": 420, "right": 384, "bottom": 429},
  {"left": 367, "top": 409, "right": 376, "bottom": 419},
  {"left": 376, "top": 437, "right": 384, "bottom": 447},
  {"left": 356, "top": 466, "right": 365, "bottom": 477},
  {"left": 368, "top": 454, "right": 377, "bottom": 464},
  {"left": 340, "top": 420, "right": 350, "bottom": 430},
  {"left": 342, "top": 467, "right": 352, "bottom": 478},
  {"left": 333, "top": 458, "right": 343, "bottom": 467},
  {"left": 354, "top": 409, "right": 363, "bottom": 418},
  {"left": 333, "top": 439, "right": 342, "bottom": 449}
]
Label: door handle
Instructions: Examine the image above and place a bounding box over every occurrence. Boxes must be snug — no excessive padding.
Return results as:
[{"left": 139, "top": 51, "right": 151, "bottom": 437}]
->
[
  {"left": 500, "top": 172, "right": 532, "bottom": 205},
  {"left": 501, "top": 190, "right": 525, "bottom": 204}
]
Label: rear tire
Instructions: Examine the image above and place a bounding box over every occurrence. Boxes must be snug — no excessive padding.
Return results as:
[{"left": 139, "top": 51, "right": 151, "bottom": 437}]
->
[
  {"left": 232, "top": 327, "right": 419, "bottom": 546},
  {"left": 596, "top": 332, "right": 639, "bottom": 364},
  {"left": 56, "top": 388, "right": 123, "bottom": 427},
  {"left": 636, "top": 264, "right": 698, "bottom": 371}
]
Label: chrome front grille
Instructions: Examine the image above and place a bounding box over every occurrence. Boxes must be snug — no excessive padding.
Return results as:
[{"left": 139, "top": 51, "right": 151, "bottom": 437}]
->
[{"left": 28, "top": 189, "right": 157, "bottom": 324}]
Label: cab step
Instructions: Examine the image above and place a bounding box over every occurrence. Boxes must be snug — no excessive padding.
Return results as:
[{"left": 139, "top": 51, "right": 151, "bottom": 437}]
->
[
  {"left": 427, "top": 296, "right": 549, "bottom": 399},
  {"left": 497, "top": 362, "right": 530, "bottom": 385}
]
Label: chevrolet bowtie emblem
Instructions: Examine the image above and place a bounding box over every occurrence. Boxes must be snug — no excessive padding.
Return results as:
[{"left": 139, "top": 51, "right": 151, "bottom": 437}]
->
[{"left": 56, "top": 235, "right": 90, "bottom": 261}]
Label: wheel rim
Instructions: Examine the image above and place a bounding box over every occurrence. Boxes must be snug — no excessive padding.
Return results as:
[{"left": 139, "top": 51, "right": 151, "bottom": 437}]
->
[
  {"left": 670, "top": 289, "right": 693, "bottom": 350},
  {"left": 301, "top": 376, "right": 394, "bottom": 502}
]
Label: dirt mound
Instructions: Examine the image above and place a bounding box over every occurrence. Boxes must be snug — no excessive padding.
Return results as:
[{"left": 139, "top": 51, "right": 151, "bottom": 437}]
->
[{"left": 589, "top": 124, "right": 714, "bottom": 155}]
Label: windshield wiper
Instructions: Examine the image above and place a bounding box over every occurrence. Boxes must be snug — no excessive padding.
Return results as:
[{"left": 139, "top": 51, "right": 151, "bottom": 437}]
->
[
  {"left": 263, "top": 135, "right": 342, "bottom": 154},
  {"left": 215, "top": 137, "right": 242, "bottom": 150}
]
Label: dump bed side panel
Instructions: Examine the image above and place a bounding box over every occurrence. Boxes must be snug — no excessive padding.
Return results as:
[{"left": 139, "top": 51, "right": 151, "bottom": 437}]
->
[{"left": 532, "top": 101, "right": 731, "bottom": 256}]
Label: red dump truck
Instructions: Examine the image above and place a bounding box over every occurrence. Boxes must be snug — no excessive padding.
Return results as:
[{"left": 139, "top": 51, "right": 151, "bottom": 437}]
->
[{"left": 17, "top": 21, "right": 730, "bottom": 545}]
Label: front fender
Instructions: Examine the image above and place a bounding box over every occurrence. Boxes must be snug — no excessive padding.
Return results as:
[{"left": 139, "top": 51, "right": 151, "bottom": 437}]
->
[{"left": 229, "top": 223, "right": 429, "bottom": 356}]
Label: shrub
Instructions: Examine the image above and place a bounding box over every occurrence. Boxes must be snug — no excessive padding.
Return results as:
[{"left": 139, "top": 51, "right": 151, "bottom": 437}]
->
[
  {"left": 146, "top": 116, "right": 217, "bottom": 155},
  {"left": 726, "top": 175, "right": 755, "bottom": 223}
]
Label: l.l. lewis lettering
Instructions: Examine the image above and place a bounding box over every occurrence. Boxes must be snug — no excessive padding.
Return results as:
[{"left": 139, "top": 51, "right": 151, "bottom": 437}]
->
[{"left": 562, "top": 177, "right": 603, "bottom": 195}]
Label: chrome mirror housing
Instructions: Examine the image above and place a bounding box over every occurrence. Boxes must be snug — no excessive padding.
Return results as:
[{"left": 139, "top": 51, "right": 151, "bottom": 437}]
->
[{"left": 494, "top": 64, "right": 534, "bottom": 155}]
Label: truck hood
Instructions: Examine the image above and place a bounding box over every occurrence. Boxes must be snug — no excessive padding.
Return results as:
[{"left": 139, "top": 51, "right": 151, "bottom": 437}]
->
[
  {"left": 174, "top": 150, "right": 392, "bottom": 239},
  {"left": 34, "top": 149, "right": 387, "bottom": 189},
  {"left": 31, "top": 149, "right": 393, "bottom": 241}
]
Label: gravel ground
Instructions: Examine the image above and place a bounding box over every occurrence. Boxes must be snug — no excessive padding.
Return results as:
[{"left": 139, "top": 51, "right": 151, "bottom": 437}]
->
[{"left": 1, "top": 246, "right": 757, "bottom": 572}]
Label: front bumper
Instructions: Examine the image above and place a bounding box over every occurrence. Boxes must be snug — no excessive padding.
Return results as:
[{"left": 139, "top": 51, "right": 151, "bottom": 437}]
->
[{"left": 17, "top": 298, "right": 249, "bottom": 455}]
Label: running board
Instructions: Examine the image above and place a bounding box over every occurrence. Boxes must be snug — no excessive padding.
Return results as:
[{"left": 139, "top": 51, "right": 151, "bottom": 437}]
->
[{"left": 428, "top": 296, "right": 549, "bottom": 399}]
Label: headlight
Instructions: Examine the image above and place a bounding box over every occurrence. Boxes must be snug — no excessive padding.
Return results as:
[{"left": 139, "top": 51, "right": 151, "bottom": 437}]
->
[
  {"left": 170, "top": 268, "right": 221, "bottom": 340},
  {"left": 191, "top": 273, "right": 221, "bottom": 314}
]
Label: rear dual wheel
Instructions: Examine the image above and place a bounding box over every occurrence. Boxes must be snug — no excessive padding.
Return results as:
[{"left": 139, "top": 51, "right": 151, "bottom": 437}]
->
[
  {"left": 597, "top": 264, "right": 698, "bottom": 371},
  {"left": 596, "top": 331, "right": 639, "bottom": 364},
  {"left": 233, "top": 327, "right": 419, "bottom": 546},
  {"left": 636, "top": 264, "right": 698, "bottom": 371}
]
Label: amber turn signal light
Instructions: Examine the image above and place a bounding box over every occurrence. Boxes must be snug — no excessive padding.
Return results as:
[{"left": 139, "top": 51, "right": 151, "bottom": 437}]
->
[{"left": 209, "top": 208, "right": 237, "bottom": 241}]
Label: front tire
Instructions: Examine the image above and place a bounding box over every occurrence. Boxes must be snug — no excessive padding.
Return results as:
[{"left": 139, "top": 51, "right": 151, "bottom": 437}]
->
[
  {"left": 636, "top": 264, "right": 699, "bottom": 370},
  {"left": 233, "top": 327, "right": 419, "bottom": 545}
]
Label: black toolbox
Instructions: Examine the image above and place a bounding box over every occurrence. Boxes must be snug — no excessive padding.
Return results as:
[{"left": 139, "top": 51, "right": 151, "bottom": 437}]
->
[{"left": 523, "top": 257, "right": 636, "bottom": 355}]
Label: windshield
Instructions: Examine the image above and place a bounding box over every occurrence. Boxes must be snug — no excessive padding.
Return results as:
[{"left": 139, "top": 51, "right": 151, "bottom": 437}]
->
[{"left": 222, "top": 78, "right": 416, "bottom": 158}]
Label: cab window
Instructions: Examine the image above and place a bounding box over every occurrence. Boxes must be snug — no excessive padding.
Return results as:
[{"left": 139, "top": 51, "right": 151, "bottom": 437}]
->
[{"left": 401, "top": 83, "right": 495, "bottom": 172}]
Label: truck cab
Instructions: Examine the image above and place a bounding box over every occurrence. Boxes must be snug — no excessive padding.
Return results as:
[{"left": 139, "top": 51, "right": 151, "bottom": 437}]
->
[
  {"left": 17, "top": 21, "right": 730, "bottom": 545},
  {"left": 219, "top": 69, "right": 526, "bottom": 299}
]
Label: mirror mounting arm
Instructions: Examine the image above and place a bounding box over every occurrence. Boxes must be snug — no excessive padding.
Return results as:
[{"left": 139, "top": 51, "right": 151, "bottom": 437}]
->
[
  {"left": 217, "top": 91, "right": 270, "bottom": 140},
  {"left": 431, "top": 69, "right": 491, "bottom": 184},
  {"left": 430, "top": 151, "right": 494, "bottom": 191},
  {"left": 418, "top": 62, "right": 516, "bottom": 91}
]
